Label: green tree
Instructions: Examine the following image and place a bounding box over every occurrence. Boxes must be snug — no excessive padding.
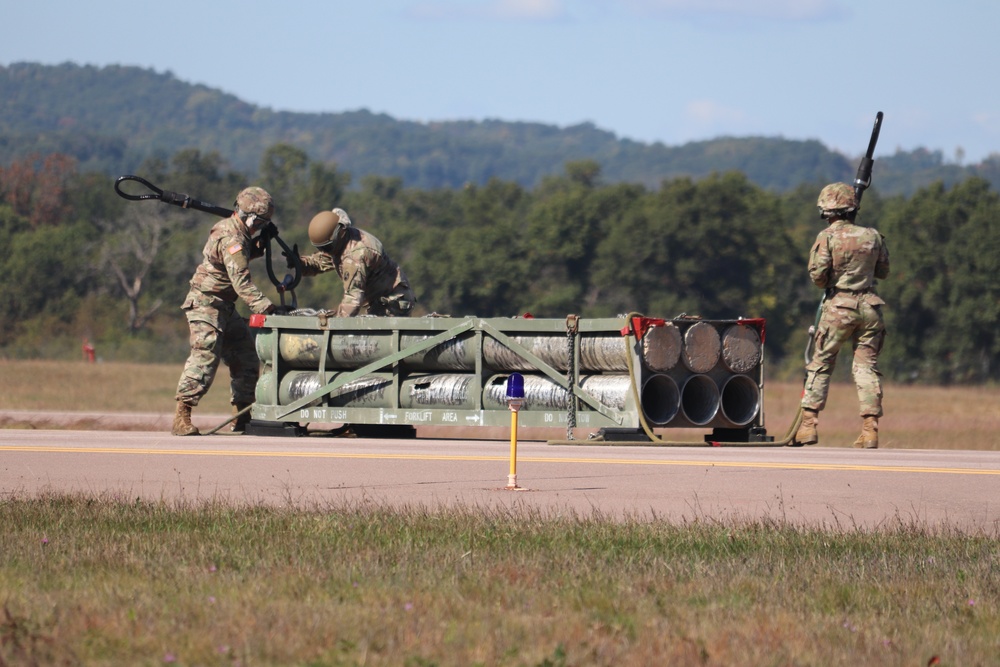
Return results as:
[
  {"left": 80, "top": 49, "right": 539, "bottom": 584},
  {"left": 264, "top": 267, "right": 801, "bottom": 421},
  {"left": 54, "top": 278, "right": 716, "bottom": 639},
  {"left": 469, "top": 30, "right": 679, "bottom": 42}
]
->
[
  {"left": 407, "top": 179, "right": 528, "bottom": 316},
  {"left": 258, "top": 143, "right": 351, "bottom": 231},
  {"left": 879, "top": 178, "right": 1000, "bottom": 383},
  {"left": 522, "top": 161, "right": 624, "bottom": 316},
  {"left": 163, "top": 149, "right": 240, "bottom": 211},
  {"left": 259, "top": 144, "right": 308, "bottom": 210},
  {"left": 0, "top": 216, "right": 97, "bottom": 350}
]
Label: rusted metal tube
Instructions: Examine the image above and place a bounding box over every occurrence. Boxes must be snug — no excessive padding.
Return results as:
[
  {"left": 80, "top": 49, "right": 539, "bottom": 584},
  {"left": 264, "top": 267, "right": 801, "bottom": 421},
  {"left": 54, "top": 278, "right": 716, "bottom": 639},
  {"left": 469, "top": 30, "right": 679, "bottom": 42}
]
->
[
  {"left": 403, "top": 374, "right": 478, "bottom": 409},
  {"left": 482, "top": 336, "right": 569, "bottom": 371},
  {"left": 256, "top": 370, "right": 396, "bottom": 407},
  {"left": 640, "top": 323, "right": 682, "bottom": 372},
  {"left": 681, "top": 321, "right": 721, "bottom": 373},
  {"left": 408, "top": 336, "right": 477, "bottom": 370},
  {"left": 576, "top": 375, "right": 633, "bottom": 412},
  {"left": 326, "top": 373, "right": 481, "bottom": 410},
  {"left": 482, "top": 374, "right": 572, "bottom": 410},
  {"left": 721, "top": 324, "right": 762, "bottom": 373},
  {"left": 257, "top": 329, "right": 653, "bottom": 373},
  {"left": 329, "top": 374, "right": 394, "bottom": 408},
  {"left": 481, "top": 373, "right": 638, "bottom": 413},
  {"left": 255, "top": 370, "right": 336, "bottom": 407},
  {"left": 580, "top": 335, "right": 630, "bottom": 372},
  {"left": 256, "top": 331, "right": 401, "bottom": 369},
  {"left": 256, "top": 371, "right": 482, "bottom": 410}
]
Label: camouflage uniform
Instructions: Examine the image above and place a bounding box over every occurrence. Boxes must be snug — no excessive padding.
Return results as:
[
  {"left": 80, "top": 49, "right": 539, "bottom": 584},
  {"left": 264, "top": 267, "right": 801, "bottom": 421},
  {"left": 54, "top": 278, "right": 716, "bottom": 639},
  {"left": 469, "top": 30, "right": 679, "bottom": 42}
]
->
[
  {"left": 802, "top": 219, "right": 890, "bottom": 417},
  {"left": 300, "top": 226, "right": 415, "bottom": 317},
  {"left": 175, "top": 214, "right": 274, "bottom": 407}
]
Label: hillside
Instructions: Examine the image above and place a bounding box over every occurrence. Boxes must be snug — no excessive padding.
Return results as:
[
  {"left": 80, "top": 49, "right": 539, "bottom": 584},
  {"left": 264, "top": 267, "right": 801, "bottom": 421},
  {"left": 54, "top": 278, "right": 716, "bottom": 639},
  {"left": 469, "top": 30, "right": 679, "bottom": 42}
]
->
[{"left": 0, "top": 61, "right": 995, "bottom": 194}]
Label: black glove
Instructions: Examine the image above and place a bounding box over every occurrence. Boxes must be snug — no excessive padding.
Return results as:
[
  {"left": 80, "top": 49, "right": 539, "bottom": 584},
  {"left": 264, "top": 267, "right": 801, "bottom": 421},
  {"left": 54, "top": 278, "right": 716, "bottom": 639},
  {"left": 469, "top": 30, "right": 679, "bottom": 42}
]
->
[
  {"left": 281, "top": 243, "right": 300, "bottom": 270},
  {"left": 258, "top": 223, "right": 276, "bottom": 241},
  {"left": 250, "top": 236, "right": 266, "bottom": 259}
]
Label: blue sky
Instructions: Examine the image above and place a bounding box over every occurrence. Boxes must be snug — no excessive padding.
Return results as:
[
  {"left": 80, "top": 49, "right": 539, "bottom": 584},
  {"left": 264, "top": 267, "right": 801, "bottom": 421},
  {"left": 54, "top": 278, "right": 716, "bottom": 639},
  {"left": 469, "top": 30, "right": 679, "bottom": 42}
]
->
[{"left": 3, "top": 0, "right": 997, "bottom": 163}]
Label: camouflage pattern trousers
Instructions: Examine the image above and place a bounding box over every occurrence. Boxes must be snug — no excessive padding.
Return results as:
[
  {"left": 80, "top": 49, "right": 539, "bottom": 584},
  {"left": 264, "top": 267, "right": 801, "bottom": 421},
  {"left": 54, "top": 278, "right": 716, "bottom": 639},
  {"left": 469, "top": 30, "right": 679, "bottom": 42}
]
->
[
  {"left": 802, "top": 297, "right": 886, "bottom": 418},
  {"left": 175, "top": 301, "right": 259, "bottom": 407}
]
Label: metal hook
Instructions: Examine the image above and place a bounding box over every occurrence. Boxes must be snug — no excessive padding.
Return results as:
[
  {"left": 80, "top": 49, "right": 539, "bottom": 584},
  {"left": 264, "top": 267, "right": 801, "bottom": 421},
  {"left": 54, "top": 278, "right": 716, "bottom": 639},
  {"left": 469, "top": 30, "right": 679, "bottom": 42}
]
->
[
  {"left": 114, "top": 175, "right": 163, "bottom": 201},
  {"left": 113, "top": 174, "right": 303, "bottom": 292}
]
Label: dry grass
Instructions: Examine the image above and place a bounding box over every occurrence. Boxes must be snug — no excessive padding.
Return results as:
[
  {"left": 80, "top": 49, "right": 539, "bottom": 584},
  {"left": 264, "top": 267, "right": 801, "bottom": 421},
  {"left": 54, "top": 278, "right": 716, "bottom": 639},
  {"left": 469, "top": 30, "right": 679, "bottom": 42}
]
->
[
  {"left": 1, "top": 495, "right": 998, "bottom": 667},
  {"left": 1, "top": 359, "right": 997, "bottom": 449},
  {"left": 0, "top": 359, "right": 234, "bottom": 414},
  {"left": 761, "top": 380, "right": 1000, "bottom": 450}
]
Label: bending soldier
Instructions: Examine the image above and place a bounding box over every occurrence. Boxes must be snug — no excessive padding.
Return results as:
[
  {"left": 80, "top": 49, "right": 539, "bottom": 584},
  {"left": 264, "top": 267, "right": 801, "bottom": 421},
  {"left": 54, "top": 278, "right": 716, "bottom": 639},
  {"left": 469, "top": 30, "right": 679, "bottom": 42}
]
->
[
  {"left": 299, "top": 208, "right": 416, "bottom": 317},
  {"left": 172, "top": 186, "right": 278, "bottom": 436},
  {"left": 795, "top": 182, "right": 890, "bottom": 449}
]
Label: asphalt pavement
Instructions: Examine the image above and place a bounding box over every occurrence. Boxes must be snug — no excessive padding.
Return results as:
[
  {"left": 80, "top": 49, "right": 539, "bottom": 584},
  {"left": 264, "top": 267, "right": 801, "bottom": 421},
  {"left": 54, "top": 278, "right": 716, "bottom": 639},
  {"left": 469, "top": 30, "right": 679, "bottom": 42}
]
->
[{"left": 2, "top": 420, "right": 998, "bottom": 534}]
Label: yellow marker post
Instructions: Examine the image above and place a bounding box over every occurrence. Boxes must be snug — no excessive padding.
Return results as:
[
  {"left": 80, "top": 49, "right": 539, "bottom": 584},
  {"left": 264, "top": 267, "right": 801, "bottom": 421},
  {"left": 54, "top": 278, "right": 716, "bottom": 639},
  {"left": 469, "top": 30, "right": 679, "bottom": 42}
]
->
[{"left": 506, "top": 373, "right": 525, "bottom": 490}]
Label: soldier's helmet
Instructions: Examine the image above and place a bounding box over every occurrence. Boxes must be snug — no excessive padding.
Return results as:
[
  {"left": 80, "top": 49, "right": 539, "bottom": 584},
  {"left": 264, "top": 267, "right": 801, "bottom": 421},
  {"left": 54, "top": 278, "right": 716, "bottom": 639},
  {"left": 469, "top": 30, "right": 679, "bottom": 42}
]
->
[
  {"left": 817, "top": 182, "right": 857, "bottom": 217},
  {"left": 234, "top": 187, "right": 274, "bottom": 219},
  {"left": 308, "top": 208, "right": 352, "bottom": 248}
]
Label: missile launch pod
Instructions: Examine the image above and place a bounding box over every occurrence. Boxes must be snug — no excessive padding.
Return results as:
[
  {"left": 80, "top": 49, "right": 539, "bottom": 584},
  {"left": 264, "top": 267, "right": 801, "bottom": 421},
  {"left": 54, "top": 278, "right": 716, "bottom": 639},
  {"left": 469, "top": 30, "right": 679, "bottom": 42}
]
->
[{"left": 246, "top": 312, "right": 772, "bottom": 443}]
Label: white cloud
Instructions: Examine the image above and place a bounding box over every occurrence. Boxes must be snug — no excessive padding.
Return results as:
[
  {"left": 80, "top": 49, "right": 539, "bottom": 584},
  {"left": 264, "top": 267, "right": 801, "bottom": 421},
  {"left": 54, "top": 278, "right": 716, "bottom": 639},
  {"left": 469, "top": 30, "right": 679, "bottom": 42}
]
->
[
  {"left": 684, "top": 99, "right": 746, "bottom": 128},
  {"left": 407, "top": 0, "right": 570, "bottom": 22},
  {"left": 493, "top": 0, "right": 567, "bottom": 19},
  {"left": 405, "top": 0, "right": 847, "bottom": 24},
  {"left": 617, "top": 0, "right": 848, "bottom": 22},
  {"left": 973, "top": 111, "right": 1000, "bottom": 137}
]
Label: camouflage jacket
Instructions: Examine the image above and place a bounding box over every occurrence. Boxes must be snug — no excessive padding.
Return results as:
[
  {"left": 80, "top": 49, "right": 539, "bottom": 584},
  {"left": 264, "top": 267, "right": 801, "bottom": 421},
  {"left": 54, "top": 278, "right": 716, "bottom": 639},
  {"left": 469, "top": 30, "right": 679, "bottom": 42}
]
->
[
  {"left": 808, "top": 219, "right": 890, "bottom": 303},
  {"left": 182, "top": 215, "right": 273, "bottom": 314},
  {"left": 299, "top": 227, "right": 412, "bottom": 317}
]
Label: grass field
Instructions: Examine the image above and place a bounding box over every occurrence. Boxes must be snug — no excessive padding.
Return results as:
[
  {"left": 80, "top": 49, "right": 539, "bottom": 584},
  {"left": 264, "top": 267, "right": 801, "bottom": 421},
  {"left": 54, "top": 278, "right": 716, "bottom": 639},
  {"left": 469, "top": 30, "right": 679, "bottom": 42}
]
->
[
  {"left": 1, "top": 495, "right": 998, "bottom": 666},
  {"left": 1, "top": 359, "right": 997, "bottom": 449}
]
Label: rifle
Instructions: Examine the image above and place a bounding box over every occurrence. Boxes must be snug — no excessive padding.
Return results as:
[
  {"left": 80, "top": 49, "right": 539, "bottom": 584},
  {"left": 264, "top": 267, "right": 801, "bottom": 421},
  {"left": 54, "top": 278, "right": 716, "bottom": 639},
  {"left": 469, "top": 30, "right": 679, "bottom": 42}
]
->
[
  {"left": 114, "top": 175, "right": 303, "bottom": 303},
  {"left": 804, "top": 111, "right": 884, "bottom": 364},
  {"left": 853, "top": 111, "right": 884, "bottom": 209}
]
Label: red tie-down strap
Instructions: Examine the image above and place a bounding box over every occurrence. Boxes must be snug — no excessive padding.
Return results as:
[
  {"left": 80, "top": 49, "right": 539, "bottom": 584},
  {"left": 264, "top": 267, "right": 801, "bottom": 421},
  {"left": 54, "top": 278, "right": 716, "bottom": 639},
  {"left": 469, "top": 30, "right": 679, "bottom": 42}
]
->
[
  {"left": 620, "top": 316, "right": 667, "bottom": 340},
  {"left": 736, "top": 317, "right": 767, "bottom": 345}
]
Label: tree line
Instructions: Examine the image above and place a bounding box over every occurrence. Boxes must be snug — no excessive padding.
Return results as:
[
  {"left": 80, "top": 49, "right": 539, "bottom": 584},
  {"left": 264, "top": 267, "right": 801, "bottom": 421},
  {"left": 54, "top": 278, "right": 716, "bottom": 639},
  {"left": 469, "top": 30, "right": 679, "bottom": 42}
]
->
[
  {"left": 0, "top": 146, "right": 996, "bottom": 384},
  {"left": 4, "top": 62, "right": 1000, "bottom": 196}
]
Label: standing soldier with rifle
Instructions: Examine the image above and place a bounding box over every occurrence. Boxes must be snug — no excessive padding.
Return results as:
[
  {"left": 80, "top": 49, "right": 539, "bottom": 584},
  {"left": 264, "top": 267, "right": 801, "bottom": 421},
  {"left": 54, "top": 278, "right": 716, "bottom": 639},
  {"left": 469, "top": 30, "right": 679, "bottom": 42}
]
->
[{"left": 795, "top": 113, "right": 890, "bottom": 449}]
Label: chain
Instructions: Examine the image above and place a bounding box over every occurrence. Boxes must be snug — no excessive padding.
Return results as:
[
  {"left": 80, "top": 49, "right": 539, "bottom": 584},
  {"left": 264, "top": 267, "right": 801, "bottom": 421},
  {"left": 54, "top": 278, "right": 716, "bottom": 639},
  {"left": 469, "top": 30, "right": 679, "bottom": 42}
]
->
[{"left": 565, "top": 314, "right": 579, "bottom": 440}]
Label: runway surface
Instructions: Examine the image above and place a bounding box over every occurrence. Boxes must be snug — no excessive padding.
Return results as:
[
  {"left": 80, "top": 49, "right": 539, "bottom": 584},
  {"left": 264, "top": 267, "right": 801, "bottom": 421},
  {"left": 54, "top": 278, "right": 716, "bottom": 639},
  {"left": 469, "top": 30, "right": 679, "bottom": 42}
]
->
[{"left": 2, "top": 423, "right": 998, "bottom": 533}]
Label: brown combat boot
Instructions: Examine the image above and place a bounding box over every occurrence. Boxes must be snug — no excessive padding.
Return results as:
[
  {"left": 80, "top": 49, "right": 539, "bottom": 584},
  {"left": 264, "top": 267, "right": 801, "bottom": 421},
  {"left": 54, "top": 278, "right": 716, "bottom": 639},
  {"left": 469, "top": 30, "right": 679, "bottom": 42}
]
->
[
  {"left": 853, "top": 416, "right": 879, "bottom": 449},
  {"left": 794, "top": 408, "right": 819, "bottom": 446},
  {"left": 231, "top": 402, "right": 253, "bottom": 433},
  {"left": 171, "top": 402, "right": 199, "bottom": 436}
]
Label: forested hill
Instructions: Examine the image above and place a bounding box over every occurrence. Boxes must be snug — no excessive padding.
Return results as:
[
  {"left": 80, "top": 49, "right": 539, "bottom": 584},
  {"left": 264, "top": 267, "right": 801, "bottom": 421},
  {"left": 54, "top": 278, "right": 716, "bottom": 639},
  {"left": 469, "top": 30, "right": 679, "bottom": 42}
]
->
[{"left": 1, "top": 61, "right": 997, "bottom": 194}]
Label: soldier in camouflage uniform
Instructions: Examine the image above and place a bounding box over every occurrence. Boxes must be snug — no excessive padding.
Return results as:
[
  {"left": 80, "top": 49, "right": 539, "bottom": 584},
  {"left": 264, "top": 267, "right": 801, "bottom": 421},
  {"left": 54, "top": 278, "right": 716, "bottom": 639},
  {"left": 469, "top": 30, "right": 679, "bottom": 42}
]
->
[
  {"left": 795, "top": 182, "right": 890, "bottom": 448},
  {"left": 172, "top": 186, "right": 279, "bottom": 436},
  {"left": 299, "top": 208, "right": 416, "bottom": 317}
]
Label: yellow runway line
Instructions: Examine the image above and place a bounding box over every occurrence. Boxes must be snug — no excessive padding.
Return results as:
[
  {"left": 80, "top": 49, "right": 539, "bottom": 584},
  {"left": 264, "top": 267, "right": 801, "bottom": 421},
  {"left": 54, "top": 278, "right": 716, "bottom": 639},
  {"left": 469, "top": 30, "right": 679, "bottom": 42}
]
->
[{"left": 2, "top": 445, "right": 999, "bottom": 476}]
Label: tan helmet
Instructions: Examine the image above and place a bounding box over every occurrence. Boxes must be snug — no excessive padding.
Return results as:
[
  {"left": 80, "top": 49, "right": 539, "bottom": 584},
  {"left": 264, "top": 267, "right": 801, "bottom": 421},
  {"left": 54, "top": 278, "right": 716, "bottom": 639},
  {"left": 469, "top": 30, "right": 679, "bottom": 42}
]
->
[
  {"left": 817, "top": 182, "right": 857, "bottom": 216},
  {"left": 308, "top": 208, "right": 352, "bottom": 247},
  {"left": 234, "top": 186, "right": 274, "bottom": 219}
]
